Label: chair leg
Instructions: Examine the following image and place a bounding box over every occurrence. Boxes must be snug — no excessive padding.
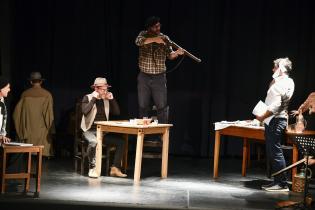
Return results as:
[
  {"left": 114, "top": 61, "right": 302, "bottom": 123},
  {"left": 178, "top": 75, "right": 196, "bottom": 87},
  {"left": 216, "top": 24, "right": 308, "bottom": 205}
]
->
[
  {"left": 106, "top": 148, "right": 110, "bottom": 176},
  {"left": 0, "top": 151, "right": 5, "bottom": 194},
  {"left": 74, "top": 158, "right": 78, "bottom": 172},
  {"left": 80, "top": 143, "right": 86, "bottom": 175},
  {"left": 257, "top": 145, "right": 261, "bottom": 161},
  {"left": 247, "top": 144, "right": 251, "bottom": 168}
]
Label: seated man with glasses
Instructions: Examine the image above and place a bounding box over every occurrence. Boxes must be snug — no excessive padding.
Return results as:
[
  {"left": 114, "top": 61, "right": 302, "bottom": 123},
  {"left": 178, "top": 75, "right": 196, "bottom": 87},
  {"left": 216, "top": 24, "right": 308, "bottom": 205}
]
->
[{"left": 81, "top": 77, "right": 127, "bottom": 178}]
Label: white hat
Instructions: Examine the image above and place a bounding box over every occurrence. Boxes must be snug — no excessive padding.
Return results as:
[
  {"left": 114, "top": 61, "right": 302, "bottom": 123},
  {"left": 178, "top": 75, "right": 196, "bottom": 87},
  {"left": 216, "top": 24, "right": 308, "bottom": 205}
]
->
[{"left": 91, "top": 77, "right": 111, "bottom": 88}]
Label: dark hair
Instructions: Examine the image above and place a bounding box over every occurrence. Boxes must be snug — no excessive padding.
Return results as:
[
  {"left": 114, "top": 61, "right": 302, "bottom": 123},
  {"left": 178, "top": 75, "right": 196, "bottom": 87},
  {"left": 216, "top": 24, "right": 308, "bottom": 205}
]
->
[
  {"left": 145, "top": 16, "right": 160, "bottom": 29},
  {"left": 0, "top": 77, "right": 9, "bottom": 90}
]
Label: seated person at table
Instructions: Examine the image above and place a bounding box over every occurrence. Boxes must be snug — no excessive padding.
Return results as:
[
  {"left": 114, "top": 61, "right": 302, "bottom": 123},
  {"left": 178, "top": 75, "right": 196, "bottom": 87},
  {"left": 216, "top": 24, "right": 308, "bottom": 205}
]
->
[
  {"left": 295, "top": 92, "right": 315, "bottom": 116},
  {"left": 81, "top": 77, "right": 127, "bottom": 178},
  {"left": 0, "top": 77, "right": 11, "bottom": 145},
  {"left": 294, "top": 92, "right": 315, "bottom": 166}
]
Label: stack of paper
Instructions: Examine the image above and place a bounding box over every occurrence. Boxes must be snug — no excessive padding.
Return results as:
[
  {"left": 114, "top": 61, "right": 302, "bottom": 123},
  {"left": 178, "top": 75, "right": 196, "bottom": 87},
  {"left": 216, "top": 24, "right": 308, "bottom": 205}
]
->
[{"left": 252, "top": 100, "right": 267, "bottom": 117}]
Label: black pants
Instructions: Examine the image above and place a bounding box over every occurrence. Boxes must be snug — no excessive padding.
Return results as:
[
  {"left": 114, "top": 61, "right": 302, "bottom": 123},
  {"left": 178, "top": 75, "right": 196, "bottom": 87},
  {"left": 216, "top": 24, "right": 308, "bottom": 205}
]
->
[
  {"left": 82, "top": 131, "right": 125, "bottom": 169},
  {"left": 137, "top": 71, "right": 169, "bottom": 123}
]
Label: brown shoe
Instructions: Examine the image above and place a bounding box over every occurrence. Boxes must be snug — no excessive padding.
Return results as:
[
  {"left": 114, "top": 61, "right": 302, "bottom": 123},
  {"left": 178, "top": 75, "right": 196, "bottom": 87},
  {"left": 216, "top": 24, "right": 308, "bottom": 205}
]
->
[{"left": 110, "top": 166, "right": 127, "bottom": 178}]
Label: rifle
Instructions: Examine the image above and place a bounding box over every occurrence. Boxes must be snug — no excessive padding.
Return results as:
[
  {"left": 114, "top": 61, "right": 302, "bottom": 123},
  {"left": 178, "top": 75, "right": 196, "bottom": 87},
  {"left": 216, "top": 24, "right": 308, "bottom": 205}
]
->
[
  {"left": 272, "top": 158, "right": 306, "bottom": 177},
  {"left": 160, "top": 36, "right": 201, "bottom": 63}
]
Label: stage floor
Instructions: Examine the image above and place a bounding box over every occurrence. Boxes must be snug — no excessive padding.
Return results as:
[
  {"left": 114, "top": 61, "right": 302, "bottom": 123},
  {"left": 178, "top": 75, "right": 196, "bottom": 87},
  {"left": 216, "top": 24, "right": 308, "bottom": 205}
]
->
[{"left": 0, "top": 156, "right": 314, "bottom": 210}]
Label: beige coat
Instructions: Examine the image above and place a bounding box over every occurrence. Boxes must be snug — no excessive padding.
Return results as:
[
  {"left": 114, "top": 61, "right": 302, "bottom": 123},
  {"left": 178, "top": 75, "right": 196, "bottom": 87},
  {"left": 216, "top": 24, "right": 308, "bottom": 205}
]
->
[{"left": 13, "top": 87, "right": 55, "bottom": 156}]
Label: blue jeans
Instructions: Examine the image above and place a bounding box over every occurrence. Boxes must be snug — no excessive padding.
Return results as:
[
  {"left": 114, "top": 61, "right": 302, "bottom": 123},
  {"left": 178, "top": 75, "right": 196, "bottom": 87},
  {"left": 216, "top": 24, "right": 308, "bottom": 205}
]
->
[
  {"left": 264, "top": 117, "right": 288, "bottom": 186},
  {"left": 137, "top": 71, "right": 169, "bottom": 123}
]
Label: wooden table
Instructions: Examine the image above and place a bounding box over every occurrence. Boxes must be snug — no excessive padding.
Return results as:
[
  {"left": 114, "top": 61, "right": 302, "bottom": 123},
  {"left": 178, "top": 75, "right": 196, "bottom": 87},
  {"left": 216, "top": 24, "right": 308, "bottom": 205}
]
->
[
  {"left": 213, "top": 125, "right": 265, "bottom": 178},
  {"left": 0, "top": 144, "right": 43, "bottom": 197},
  {"left": 213, "top": 125, "right": 315, "bottom": 179},
  {"left": 94, "top": 121, "right": 172, "bottom": 183}
]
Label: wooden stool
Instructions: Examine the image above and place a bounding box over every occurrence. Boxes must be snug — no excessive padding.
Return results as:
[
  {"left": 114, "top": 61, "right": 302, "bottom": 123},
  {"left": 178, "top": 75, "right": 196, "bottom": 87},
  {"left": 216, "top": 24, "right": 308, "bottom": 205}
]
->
[{"left": 0, "top": 144, "right": 43, "bottom": 197}]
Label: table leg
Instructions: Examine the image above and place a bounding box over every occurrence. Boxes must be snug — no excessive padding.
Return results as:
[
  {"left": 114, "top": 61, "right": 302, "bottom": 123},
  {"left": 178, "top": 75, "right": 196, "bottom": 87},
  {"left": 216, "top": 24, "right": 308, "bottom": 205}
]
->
[
  {"left": 292, "top": 144, "right": 298, "bottom": 186},
  {"left": 35, "top": 148, "right": 43, "bottom": 197},
  {"left": 25, "top": 152, "right": 32, "bottom": 193},
  {"left": 161, "top": 128, "right": 170, "bottom": 179},
  {"left": 0, "top": 150, "right": 2, "bottom": 192},
  {"left": 134, "top": 130, "right": 144, "bottom": 183},
  {"left": 1, "top": 151, "right": 6, "bottom": 193},
  {"left": 213, "top": 131, "right": 221, "bottom": 178},
  {"left": 242, "top": 138, "right": 248, "bottom": 177},
  {"left": 95, "top": 126, "right": 103, "bottom": 177}
]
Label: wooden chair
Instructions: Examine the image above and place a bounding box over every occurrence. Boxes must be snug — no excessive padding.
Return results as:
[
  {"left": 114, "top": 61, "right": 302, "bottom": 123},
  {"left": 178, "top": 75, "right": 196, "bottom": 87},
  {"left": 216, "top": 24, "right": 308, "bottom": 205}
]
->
[
  {"left": 143, "top": 106, "right": 162, "bottom": 159},
  {"left": 143, "top": 140, "right": 162, "bottom": 159},
  {"left": 73, "top": 99, "right": 114, "bottom": 176}
]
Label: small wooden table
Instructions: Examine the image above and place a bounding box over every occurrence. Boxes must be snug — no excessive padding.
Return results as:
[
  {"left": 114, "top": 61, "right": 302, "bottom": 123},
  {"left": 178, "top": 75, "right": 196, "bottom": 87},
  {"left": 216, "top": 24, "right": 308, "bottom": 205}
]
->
[
  {"left": 0, "top": 144, "right": 43, "bottom": 197},
  {"left": 213, "top": 125, "right": 315, "bottom": 179},
  {"left": 94, "top": 121, "right": 172, "bottom": 183}
]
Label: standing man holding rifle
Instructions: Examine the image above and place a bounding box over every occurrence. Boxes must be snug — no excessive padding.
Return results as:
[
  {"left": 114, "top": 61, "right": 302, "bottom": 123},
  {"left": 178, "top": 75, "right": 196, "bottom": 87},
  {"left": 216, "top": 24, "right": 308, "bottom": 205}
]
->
[{"left": 135, "top": 16, "right": 184, "bottom": 123}]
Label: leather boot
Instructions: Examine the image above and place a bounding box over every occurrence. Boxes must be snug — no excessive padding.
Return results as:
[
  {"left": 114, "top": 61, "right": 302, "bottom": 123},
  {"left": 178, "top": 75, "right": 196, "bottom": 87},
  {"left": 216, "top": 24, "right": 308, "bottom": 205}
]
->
[{"left": 110, "top": 166, "right": 127, "bottom": 178}]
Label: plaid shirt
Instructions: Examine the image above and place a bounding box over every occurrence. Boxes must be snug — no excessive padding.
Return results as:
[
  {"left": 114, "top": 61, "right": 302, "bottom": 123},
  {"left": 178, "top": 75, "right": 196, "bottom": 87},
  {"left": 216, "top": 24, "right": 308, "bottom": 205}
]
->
[{"left": 135, "top": 31, "right": 173, "bottom": 74}]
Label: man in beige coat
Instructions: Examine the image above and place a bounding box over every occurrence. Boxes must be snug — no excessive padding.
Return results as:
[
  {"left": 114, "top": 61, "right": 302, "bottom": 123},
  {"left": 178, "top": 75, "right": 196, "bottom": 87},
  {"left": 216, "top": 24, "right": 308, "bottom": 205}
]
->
[{"left": 13, "top": 72, "right": 55, "bottom": 157}]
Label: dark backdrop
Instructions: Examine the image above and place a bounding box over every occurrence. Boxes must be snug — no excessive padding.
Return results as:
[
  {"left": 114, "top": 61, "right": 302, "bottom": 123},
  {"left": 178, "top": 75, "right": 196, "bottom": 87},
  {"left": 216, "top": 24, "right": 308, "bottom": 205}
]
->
[{"left": 1, "top": 0, "right": 315, "bottom": 157}]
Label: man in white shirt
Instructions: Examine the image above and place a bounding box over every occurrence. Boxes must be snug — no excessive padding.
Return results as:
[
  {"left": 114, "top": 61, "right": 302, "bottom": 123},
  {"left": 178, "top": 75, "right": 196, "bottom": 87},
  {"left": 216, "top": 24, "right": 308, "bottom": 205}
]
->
[{"left": 255, "top": 58, "right": 295, "bottom": 192}]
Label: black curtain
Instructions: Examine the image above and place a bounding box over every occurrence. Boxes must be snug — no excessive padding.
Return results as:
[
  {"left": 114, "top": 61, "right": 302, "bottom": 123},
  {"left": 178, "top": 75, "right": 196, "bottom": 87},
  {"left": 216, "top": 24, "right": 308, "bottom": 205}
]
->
[{"left": 5, "top": 0, "right": 315, "bottom": 157}]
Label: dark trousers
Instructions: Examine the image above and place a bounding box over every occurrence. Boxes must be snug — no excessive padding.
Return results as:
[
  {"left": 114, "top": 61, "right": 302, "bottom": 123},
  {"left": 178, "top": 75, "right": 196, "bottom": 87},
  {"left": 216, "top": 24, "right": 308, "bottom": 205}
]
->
[
  {"left": 82, "top": 131, "right": 125, "bottom": 169},
  {"left": 137, "top": 71, "right": 169, "bottom": 123},
  {"left": 264, "top": 117, "right": 288, "bottom": 186}
]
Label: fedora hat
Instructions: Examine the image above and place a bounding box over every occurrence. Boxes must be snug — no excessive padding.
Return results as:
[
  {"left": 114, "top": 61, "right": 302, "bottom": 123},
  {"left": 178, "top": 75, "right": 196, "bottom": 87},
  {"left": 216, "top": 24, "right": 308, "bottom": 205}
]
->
[
  {"left": 28, "top": 72, "right": 45, "bottom": 81},
  {"left": 91, "top": 77, "right": 111, "bottom": 88}
]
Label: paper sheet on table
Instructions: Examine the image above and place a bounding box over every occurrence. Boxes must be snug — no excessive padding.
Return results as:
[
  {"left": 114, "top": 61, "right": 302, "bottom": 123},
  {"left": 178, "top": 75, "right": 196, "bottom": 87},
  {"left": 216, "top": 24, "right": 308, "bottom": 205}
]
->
[
  {"left": 4, "top": 142, "right": 33, "bottom": 146},
  {"left": 214, "top": 121, "right": 239, "bottom": 130},
  {"left": 214, "top": 119, "right": 262, "bottom": 130},
  {"left": 252, "top": 100, "right": 268, "bottom": 117}
]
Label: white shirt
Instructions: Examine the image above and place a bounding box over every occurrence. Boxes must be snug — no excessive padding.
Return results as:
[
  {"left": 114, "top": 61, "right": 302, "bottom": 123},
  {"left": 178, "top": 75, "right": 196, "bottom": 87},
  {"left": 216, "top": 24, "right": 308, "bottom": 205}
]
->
[{"left": 264, "top": 75, "right": 295, "bottom": 125}]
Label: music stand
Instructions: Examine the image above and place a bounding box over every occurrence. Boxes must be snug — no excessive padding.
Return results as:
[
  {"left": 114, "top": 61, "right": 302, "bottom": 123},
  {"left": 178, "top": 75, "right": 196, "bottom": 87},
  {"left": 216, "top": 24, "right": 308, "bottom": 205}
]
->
[{"left": 276, "top": 134, "right": 315, "bottom": 209}]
